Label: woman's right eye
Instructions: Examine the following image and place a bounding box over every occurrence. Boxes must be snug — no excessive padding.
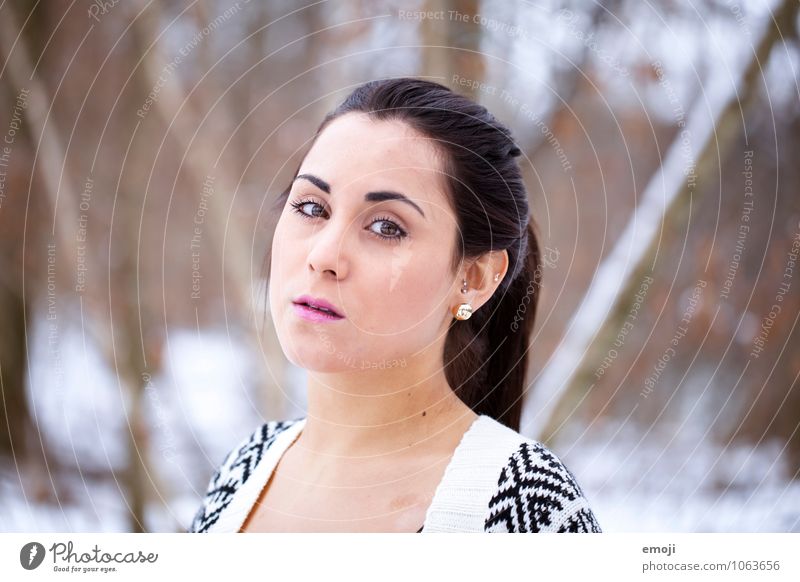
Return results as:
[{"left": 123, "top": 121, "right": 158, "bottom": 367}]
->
[{"left": 289, "top": 198, "right": 328, "bottom": 219}]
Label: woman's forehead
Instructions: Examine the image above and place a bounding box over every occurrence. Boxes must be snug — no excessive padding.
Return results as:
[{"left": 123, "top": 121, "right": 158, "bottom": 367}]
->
[{"left": 298, "top": 114, "right": 451, "bottom": 214}]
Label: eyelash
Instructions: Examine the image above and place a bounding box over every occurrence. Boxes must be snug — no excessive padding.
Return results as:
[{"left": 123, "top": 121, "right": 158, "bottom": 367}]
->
[{"left": 289, "top": 198, "right": 409, "bottom": 243}]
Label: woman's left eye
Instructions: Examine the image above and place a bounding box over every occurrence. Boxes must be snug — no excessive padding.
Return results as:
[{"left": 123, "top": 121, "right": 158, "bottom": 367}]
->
[{"left": 369, "top": 216, "right": 408, "bottom": 243}]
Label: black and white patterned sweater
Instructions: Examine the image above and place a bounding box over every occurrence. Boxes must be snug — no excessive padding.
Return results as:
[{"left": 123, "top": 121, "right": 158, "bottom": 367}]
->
[{"left": 188, "top": 414, "right": 602, "bottom": 533}]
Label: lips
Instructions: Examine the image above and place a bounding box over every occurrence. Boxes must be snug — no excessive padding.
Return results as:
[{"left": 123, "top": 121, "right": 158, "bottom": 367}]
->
[{"left": 292, "top": 294, "right": 344, "bottom": 318}]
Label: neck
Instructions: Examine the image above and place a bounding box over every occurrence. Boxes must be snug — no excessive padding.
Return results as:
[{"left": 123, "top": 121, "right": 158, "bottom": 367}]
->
[{"left": 297, "top": 358, "right": 478, "bottom": 459}]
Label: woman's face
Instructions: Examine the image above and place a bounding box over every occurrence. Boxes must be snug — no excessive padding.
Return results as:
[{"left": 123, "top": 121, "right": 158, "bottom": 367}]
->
[{"left": 269, "top": 112, "right": 461, "bottom": 372}]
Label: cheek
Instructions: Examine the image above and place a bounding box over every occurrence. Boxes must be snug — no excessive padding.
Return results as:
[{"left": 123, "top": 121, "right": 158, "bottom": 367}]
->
[
  {"left": 268, "top": 219, "right": 291, "bottom": 317},
  {"left": 270, "top": 216, "right": 297, "bottom": 273},
  {"left": 358, "top": 246, "right": 452, "bottom": 335}
]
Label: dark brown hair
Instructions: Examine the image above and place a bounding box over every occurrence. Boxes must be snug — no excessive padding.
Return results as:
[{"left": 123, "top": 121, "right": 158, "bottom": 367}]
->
[{"left": 264, "top": 77, "right": 541, "bottom": 431}]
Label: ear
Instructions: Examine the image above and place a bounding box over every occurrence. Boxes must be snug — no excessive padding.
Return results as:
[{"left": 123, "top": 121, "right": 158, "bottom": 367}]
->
[{"left": 454, "top": 250, "right": 509, "bottom": 313}]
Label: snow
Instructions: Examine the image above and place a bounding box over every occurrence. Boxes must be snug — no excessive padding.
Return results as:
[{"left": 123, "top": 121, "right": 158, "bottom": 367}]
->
[
  {"left": 2, "top": 319, "right": 796, "bottom": 532},
  {"left": 559, "top": 417, "right": 800, "bottom": 532},
  {"left": 1, "top": 319, "right": 268, "bottom": 532}
]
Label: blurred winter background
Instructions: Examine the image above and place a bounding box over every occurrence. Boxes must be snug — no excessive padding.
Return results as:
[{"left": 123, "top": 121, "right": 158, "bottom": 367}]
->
[{"left": 0, "top": 0, "right": 798, "bottom": 533}]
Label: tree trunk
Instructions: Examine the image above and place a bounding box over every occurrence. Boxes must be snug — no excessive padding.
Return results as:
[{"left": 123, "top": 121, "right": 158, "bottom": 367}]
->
[{"left": 521, "top": 0, "right": 800, "bottom": 442}]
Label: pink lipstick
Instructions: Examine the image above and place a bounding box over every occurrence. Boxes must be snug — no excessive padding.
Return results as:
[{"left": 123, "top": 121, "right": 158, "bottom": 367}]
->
[{"left": 292, "top": 295, "right": 345, "bottom": 322}]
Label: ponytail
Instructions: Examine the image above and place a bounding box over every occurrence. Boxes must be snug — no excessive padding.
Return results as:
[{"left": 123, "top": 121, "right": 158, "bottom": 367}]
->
[{"left": 444, "top": 221, "right": 541, "bottom": 431}]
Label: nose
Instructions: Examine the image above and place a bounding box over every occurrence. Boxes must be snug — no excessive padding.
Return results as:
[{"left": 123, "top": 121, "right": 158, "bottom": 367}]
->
[{"left": 306, "top": 217, "right": 351, "bottom": 280}]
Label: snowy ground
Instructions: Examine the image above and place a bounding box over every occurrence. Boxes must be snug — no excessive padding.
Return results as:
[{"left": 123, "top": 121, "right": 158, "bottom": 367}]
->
[
  {"left": 559, "top": 419, "right": 800, "bottom": 533},
  {"left": 1, "top": 321, "right": 798, "bottom": 532}
]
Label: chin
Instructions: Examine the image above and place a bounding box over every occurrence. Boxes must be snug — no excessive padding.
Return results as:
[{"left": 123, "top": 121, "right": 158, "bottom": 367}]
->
[
  {"left": 277, "top": 330, "right": 339, "bottom": 367},
  {"left": 285, "top": 348, "right": 352, "bottom": 373}
]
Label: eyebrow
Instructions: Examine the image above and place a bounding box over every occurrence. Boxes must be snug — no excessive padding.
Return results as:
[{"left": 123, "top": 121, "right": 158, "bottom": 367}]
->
[{"left": 294, "top": 173, "right": 426, "bottom": 219}]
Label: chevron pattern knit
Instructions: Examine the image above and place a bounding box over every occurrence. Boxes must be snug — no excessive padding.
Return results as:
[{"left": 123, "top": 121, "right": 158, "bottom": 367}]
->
[
  {"left": 189, "top": 420, "right": 297, "bottom": 533},
  {"left": 484, "top": 441, "right": 602, "bottom": 532},
  {"left": 188, "top": 417, "right": 602, "bottom": 534}
]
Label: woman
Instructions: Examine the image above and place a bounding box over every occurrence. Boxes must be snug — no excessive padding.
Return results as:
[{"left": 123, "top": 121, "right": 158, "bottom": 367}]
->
[{"left": 189, "top": 77, "right": 601, "bottom": 533}]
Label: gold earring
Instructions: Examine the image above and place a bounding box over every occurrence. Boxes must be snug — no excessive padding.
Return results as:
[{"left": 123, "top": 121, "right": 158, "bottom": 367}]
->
[
  {"left": 453, "top": 303, "right": 473, "bottom": 320},
  {"left": 454, "top": 278, "right": 472, "bottom": 320}
]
